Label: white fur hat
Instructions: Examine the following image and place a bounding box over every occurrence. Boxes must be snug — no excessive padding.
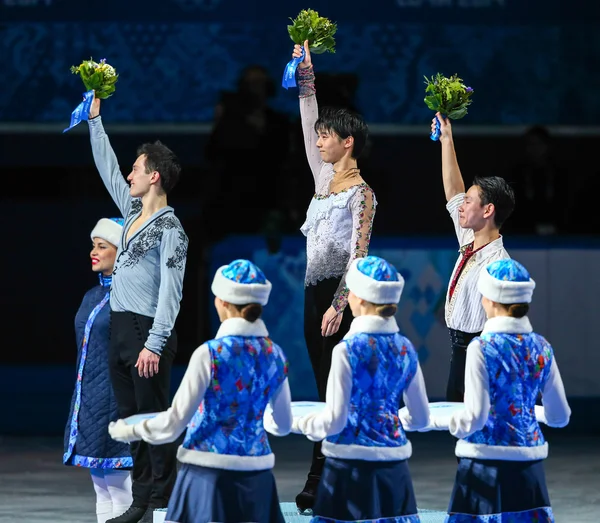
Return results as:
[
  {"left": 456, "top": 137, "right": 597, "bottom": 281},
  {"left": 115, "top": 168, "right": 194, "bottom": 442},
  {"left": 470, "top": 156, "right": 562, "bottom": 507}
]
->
[
  {"left": 345, "top": 256, "right": 405, "bottom": 304},
  {"left": 478, "top": 259, "right": 536, "bottom": 304},
  {"left": 211, "top": 259, "right": 272, "bottom": 306},
  {"left": 90, "top": 217, "right": 124, "bottom": 247}
]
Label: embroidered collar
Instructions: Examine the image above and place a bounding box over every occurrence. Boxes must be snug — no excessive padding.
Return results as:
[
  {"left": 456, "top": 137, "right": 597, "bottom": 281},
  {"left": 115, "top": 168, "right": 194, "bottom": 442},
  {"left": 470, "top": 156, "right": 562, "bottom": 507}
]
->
[
  {"left": 215, "top": 317, "right": 269, "bottom": 338},
  {"left": 344, "top": 315, "right": 400, "bottom": 338},
  {"left": 481, "top": 315, "right": 533, "bottom": 335},
  {"left": 467, "top": 236, "right": 505, "bottom": 261},
  {"left": 123, "top": 204, "right": 175, "bottom": 249},
  {"left": 314, "top": 182, "right": 366, "bottom": 200}
]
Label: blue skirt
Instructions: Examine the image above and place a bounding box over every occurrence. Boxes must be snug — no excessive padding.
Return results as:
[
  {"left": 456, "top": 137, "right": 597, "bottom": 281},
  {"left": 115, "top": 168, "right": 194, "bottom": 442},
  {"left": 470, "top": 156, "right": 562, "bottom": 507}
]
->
[
  {"left": 446, "top": 458, "right": 554, "bottom": 522},
  {"left": 311, "top": 458, "right": 420, "bottom": 523},
  {"left": 165, "top": 463, "right": 285, "bottom": 523}
]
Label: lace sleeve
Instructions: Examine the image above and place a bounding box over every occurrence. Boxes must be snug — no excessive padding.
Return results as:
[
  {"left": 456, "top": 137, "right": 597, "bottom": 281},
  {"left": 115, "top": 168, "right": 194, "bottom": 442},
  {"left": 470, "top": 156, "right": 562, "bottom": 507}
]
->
[{"left": 331, "top": 185, "right": 376, "bottom": 312}]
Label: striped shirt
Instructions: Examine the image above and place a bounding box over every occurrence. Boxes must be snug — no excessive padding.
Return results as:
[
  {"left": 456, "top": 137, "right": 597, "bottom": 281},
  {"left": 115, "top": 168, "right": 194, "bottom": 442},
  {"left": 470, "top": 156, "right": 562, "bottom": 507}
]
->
[{"left": 444, "top": 193, "right": 510, "bottom": 333}]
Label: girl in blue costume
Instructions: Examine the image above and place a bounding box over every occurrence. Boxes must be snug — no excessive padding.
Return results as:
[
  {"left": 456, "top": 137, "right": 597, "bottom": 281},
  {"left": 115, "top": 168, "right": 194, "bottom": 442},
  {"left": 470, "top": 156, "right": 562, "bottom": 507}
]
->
[
  {"left": 108, "top": 259, "right": 293, "bottom": 523},
  {"left": 64, "top": 218, "right": 133, "bottom": 523},
  {"left": 430, "top": 259, "right": 571, "bottom": 522},
  {"left": 294, "top": 255, "right": 431, "bottom": 523}
]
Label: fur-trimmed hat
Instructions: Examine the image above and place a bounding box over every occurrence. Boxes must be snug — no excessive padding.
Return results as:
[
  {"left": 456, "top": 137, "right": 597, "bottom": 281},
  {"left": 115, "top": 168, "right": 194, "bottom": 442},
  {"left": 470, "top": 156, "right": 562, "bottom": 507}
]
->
[
  {"left": 91, "top": 217, "right": 124, "bottom": 247},
  {"left": 345, "top": 256, "right": 404, "bottom": 304},
  {"left": 211, "top": 259, "right": 272, "bottom": 306},
  {"left": 478, "top": 259, "right": 535, "bottom": 304}
]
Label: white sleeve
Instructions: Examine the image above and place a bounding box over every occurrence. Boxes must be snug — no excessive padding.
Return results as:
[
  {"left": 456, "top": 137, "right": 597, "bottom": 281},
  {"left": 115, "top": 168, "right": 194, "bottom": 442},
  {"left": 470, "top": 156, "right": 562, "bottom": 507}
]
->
[
  {"left": 539, "top": 356, "right": 571, "bottom": 427},
  {"left": 263, "top": 379, "right": 293, "bottom": 436},
  {"left": 399, "top": 364, "right": 430, "bottom": 431},
  {"left": 134, "top": 344, "right": 212, "bottom": 444},
  {"left": 446, "top": 192, "right": 474, "bottom": 248},
  {"left": 445, "top": 339, "right": 490, "bottom": 437},
  {"left": 299, "top": 95, "right": 326, "bottom": 189},
  {"left": 88, "top": 116, "right": 132, "bottom": 217},
  {"left": 296, "top": 343, "right": 352, "bottom": 442}
]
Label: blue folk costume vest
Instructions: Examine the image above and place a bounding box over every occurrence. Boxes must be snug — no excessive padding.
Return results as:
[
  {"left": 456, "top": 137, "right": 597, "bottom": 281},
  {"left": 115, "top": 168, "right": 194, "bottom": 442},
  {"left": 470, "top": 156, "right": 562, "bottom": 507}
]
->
[
  {"left": 322, "top": 318, "right": 419, "bottom": 461},
  {"left": 457, "top": 258, "right": 553, "bottom": 461},
  {"left": 457, "top": 324, "right": 554, "bottom": 460},
  {"left": 323, "top": 255, "right": 419, "bottom": 461},
  {"left": 177, "top": 259, "right": 287, "bottom": 471}
]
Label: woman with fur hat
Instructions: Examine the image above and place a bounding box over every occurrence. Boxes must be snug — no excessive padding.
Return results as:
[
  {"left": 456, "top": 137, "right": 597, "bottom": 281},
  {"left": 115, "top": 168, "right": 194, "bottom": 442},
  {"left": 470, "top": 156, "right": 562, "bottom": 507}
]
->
[
  {"left": 63, "top": 217, "right": 133, "bottom": 523},
  {"left": 430, "top": 259, "right": 571, "bottom": 522},
  {"left": 293, "top": 255, "right": 430, "bottom": 523},
  {"left": 108, "top": 259, "right": 292, "bottom": 523}
]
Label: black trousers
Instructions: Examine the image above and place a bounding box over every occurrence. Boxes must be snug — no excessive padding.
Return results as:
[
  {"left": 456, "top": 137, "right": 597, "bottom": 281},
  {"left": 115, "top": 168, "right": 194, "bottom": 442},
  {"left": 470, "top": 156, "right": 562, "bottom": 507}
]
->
[
  {"left": 303, "top": 278, "right": 354, "bottom": 480},
  {"left": 446, "top": 328, "right": 481, "bottom": 402},
  {"left": 109, "top": 311, "right": 179, "bottom": 509}
]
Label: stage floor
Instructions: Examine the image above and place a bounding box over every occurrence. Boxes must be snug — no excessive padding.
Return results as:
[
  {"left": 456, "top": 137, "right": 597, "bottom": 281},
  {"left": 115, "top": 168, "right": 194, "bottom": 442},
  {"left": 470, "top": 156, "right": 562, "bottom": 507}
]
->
[{"left": 0, "top": 432, "right": 598, "bottom": 522}]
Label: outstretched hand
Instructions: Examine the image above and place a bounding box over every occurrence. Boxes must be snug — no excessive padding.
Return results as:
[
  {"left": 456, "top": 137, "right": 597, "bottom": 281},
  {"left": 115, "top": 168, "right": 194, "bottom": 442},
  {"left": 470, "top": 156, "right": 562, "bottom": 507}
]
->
[
  {"left": 432, "top": 112, "right": 452, "bottom": 141},
  {"left": 108, "top": 419, "right": 140, "bottom": 443},
  {"left": 89, "top": 92, "right": 101, "bottom": 119},
  {"left": 292, "top": 40, "right": 312, "bottom": 69}
]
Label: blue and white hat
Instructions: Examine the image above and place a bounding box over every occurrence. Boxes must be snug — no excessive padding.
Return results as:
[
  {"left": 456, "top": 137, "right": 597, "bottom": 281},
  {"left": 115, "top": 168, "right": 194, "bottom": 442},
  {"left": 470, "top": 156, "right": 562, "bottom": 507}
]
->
[
  {"left": 346, "top": 256, "right": 405, "bottom": 304},
  {"left": 211, "top": 259, "right": 272, "bottom": 306},
  {"left": 478, "top": 259, "right": 536, "bottom": 304},
  {"left": 91, "top": 217, "right": 124, "bottom": 247}
]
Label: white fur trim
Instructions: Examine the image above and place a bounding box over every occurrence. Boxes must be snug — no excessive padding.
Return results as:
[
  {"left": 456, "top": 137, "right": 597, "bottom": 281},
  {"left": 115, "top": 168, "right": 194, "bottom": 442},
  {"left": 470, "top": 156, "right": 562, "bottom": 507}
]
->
[
  {"left": 481, "top": 316, "right": 533, "bottom": 335},
  {"left": 91, "top": 218, "right": 122, "bottom": 247},
  {"left": 211, "top": 265, "right": 272, "bottom": 306},
  {"left": 176, "top": 446, "right": 274, "bottom": 471},
  {"left": 344, "top": 315, "right": 399, "bottom": 338},
  {"left": 478, "top": 267, "right": 535, "bottom": 304},
  {"left": 215, "top": 318, "right": 269, "bottom": 338},
  {"left": 346, "top": 259, "right": 404, "bottom": 304},
  {"left": 322, "top": 440, "right": 412, "bottom": 461},
  {"left": 455, "top": 440, "right": 548, "bottom": 461}
]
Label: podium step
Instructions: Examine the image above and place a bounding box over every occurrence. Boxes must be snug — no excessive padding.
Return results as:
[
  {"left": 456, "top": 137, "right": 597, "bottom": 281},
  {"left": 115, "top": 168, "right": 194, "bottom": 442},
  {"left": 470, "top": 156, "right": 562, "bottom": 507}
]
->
[{"left": 152, "top": 503, "right": 447, "bottom": 523}]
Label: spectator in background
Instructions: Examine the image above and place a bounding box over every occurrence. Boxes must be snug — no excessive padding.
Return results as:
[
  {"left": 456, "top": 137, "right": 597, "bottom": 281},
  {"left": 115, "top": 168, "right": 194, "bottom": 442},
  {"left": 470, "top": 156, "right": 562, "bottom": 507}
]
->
[
  {"left": 507, "top": 126, "right": 567, "bottom": 235},
  {"left": 204, "top": 65, "right": 291, "bottom": 239}
]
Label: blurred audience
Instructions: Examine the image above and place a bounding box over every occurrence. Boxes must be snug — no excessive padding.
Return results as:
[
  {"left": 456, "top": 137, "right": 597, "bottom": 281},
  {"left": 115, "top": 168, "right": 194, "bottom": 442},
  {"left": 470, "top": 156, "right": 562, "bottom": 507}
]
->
[
  {"left": 506, "top": 126, "right": 567, "bottom": 236},
  {"left": 203, "top": 64, "right": 292, "bottom": 239}
]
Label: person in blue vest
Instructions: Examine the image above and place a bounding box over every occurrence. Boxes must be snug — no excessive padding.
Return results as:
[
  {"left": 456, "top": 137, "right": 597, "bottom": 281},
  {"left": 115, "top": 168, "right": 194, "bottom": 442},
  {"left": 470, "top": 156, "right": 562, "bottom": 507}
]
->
[
  {"left": 108, "top": 259, "right": 293, "bottom": 523},
  {"left": 294, "top": 255, "right": 430, "bottom": 522},
  {"left": 64, "top": 218, "right": 133, "bottom": 523},
  {"left": 429, "top": 259, "right": 571, "bottom": 522}
]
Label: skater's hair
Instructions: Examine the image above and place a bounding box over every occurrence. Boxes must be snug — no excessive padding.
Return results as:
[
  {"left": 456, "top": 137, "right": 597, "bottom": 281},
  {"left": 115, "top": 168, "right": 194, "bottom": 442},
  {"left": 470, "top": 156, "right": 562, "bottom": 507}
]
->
[
  {"left": 233, "top": 303, "right": 263, "bottom": 323},
  {"left": 314, "top": 106, "right": 368, "bottom": 159},
  {"left": 137, "top": 141, "right": 181, "bottom": 194},
  {"left": 497, "top": 303, "right": 529, "bottom": 319},
  {"left": 375, "top": 304, "right": 397, "bottom": 318},
  {"left": 472, "top": 176, "right": 515, "bottom": 229}
]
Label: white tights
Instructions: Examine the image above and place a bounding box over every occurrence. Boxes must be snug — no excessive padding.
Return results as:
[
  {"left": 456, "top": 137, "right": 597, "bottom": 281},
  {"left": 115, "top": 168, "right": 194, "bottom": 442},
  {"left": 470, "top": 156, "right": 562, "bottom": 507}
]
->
[{"left": 90, "top": 469, "right": 133, "bottom": 523}]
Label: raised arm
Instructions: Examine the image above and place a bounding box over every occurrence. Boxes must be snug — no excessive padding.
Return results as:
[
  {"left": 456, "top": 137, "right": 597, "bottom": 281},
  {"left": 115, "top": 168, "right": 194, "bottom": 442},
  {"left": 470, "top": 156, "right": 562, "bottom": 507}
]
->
[
  {"left": 145, "top": 224, "right": 188, "bottom": 355},
  {"left": 331, "top": 185, "right": 376, "bottom": 313},
  {"left": 434, "top": 112, "right": 466, "bottom": 202},
  {"left": 294, "top": 342, "right": 352, "bottom": 441},
  {"left": 87, "top": 97, "right": 131, "bottom": 217},
  {"left": 294, "top": 42, "right": 329, "bottom": 191},
  {"left": 109, "top": 344, "right": 211, "bottom": 444}
]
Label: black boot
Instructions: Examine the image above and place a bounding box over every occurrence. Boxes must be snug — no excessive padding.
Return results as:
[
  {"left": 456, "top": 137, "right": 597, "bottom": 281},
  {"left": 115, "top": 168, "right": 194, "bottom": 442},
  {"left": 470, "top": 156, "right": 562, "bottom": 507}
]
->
[
  {"left": 106, "top": 505, "right": 147, "bottom": 523},
  {"left": 295, "top": 442, "right": 325, "bottom": 514}
]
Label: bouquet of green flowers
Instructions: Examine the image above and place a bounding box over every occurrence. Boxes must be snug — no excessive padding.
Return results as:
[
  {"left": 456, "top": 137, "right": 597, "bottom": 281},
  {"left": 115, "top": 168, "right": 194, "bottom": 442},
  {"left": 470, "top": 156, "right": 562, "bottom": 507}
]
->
[
  {"left": 287, "top": 9, "right": 337, "bottom": 55},
  {"left": 70, "top": 58, "right": 118, "bottom": 99},
  {"left": 424, "top": 73, "right": 474, "bottom": 141}
]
